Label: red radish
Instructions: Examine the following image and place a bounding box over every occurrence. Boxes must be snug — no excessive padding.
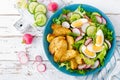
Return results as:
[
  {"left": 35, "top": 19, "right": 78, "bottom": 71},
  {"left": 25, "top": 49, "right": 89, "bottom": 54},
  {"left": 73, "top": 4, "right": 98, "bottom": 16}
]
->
[
  {"left": 48, "top": 2, "right": 58, "bottom": 12},
  {"left": 18, "top": 51, "right": 27, "bottom": 58},
  {"left": 105, "top": 39, "right": 111, "bottom": 49},
  {"left": 102, "top": 17, "right": 106, "bottom": 24},
  {"left": 81, "top": 23, "right": 90, "bottom": 32},
  {"left": 35, "top": 55, "right": 43, "bottom": 62},
  {"left": 91, "top": 60, "right": 100, "bottom": 69},
  {"left": 67, "top": 12, "right": 73, "bottom": 18},
  {"left": 85, "top": 38, "right": 92, "bottom": 46},
  {"left": 19, "top": 55, "right": 29, "bottom": 64},
  {"left": 72, "top": 28, "right": 81, "bottom": 35},
  {"left": 85, "top": 64, "right": 91, "bottom": 69},
  {"left": 22, "top": 34, "right": 34, "bottom": 44},
  {"left": 62, "top": 21, "right": 70, "bottom": 28},
  {"left": 75, "top": 36, "right": 83, "bottom": 42},
  {"left": 96, "top": 15, "right": 102, "bottom": 23},
  {"left": 37, "top": 63, "right": 46, "bottom": 72},
  {"left": 78, "top": 64, "right": 87, "bottom": 70}
]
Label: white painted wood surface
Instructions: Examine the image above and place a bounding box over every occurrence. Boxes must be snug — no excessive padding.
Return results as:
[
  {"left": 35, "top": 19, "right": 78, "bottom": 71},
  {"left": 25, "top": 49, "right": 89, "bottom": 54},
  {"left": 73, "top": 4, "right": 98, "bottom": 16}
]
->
[{"left": 0, "top": 0, "right": 120, "bottom": 80}]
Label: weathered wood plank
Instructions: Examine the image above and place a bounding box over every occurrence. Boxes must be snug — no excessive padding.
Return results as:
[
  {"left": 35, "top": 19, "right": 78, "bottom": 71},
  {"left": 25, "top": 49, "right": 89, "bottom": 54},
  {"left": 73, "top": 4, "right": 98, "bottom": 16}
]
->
[
  {"left": 1, "top": 0, "right": 120, "bottom": 14},
  {"left": 0, "top": 61, "right": 76, "bottom": 80},
  {"left": 0, "top": 37, "right": 48, "bottom": 60}
]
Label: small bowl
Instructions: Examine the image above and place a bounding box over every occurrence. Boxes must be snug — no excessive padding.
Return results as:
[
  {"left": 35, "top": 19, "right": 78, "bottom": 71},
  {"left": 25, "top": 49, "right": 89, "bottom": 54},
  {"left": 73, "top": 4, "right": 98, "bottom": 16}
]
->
[{"left": 43, "top": 4, "right": 116, "bottom": 76}]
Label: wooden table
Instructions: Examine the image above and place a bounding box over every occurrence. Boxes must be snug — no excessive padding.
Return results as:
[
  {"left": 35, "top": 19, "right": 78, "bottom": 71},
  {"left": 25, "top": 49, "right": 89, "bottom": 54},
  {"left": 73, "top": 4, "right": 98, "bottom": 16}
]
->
[{"left": 0, "top": 0, "right": 120, "bottom": 80}]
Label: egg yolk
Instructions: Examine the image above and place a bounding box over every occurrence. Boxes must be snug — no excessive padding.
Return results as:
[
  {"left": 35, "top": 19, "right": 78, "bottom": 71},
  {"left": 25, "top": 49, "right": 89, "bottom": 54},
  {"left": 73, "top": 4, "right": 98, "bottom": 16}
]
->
[
  {"left": 96, "top": 35, "right": 103, "bottom": 45},
  {"left": 93, "top": 45, "right": 103, "bottom": 51},
  {"left": 84, "top": 48, "right": 95, "bottom": 57},
  {"left": 72, "top": 21, "right": 83, "bottom": 28}
]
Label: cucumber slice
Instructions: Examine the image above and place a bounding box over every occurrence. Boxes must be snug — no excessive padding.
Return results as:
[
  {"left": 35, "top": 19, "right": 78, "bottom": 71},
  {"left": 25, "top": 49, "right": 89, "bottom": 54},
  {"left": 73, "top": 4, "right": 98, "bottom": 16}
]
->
[
  {"left": 92, "top": 12, "right": 101, "bottom": 16},
  {"left": 34, "top": 13, "right": 47, "bottom": 27},
  {"left": 34, "top": 4, "right": 47, "bottom": 14},
  {"left": 28, "top": 2, "right": 39, "bottom": 14},
  {"left": 29, "top": 0, "right": 37, "bottom": 2},
  {"left": 70, "top": 13, "right": 80, "bottom": 22},
  {"left": 34, "top": 12, "right": 43, "bottom": 20},
  {"left": 87, "top": 26, "right": 97, "bottom": 37}
]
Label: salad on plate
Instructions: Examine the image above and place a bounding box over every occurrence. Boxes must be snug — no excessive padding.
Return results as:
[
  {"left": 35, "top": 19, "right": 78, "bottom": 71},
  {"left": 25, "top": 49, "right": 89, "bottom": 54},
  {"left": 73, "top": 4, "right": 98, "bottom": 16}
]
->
[{"left": 46, "top": 5, "right": 113, "bottom": 74}]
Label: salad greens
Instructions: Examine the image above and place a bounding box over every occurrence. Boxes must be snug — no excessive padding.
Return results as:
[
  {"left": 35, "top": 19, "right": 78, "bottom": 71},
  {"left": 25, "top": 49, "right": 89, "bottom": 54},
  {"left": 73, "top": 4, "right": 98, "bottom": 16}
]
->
[{"left": 50, "top": 5, "right": 113, "bottom": 75}]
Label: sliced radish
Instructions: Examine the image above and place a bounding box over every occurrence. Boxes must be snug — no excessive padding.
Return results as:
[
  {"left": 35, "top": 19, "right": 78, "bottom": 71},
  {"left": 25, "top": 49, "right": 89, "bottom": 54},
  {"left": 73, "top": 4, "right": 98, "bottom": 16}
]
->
[
  {"left": 19, "top": 56, "right": 29, "bottom": 64},
  {"left": 91, "top": 60, "right": 100, "bottom": 69},
  {"left": 72, "top": 28, "right": 81, "bottom": 35},
  {"left": 84, "top": 38, "right": 92, "bottom": 46},
  {"left": 102, "top": 17, "right": 106, "bottom": 24},
  {"left": 18, "top": 51, "right": 27, "bottom": 58},
  {"left": 81, "top": 23, "right": 90, "bottom": 32},
  {"left": 96, "top": 15, "right": 102, "bottom": 23},
  {"left": 67, "top": 12, "right": 73, "bottom": 18},
  {"left": 35, "top": 55, "right": 43, "bottom": 62},
  {"left": 62, "top": 21, "right": 70, "bottom": 28},
  {"left": 37, "top": 63, "right": 46, "bottom": 72},
  {"left": 85, "top": 64, "right": 91, "bottom": 69},
  {"left": 75, "top": 36, "right": 83, "bottom": 42},
  {"left": 78, "top": 64, "right": 87, "bottom": 70},
  {"left": 105, "top": 39, "right": 111, "bottom": 49}
]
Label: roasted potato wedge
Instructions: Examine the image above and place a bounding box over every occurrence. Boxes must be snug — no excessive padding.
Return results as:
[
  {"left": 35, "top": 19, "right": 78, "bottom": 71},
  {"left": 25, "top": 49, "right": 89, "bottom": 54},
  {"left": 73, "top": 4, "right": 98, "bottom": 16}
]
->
[
  {"left": 70, "top": 59, "right": 78, "bottom": 69},
  {"left": 51, "top": 24, "right": 62, "bottom": 30},
  {"left": 75, "top": 54, "right": 83, "bottom": 64},
  {"left": 47, "top": 34, "right": 56, "bottom": 42},
  {"left": 60, "top": 50, "right": 78, "bottom": 62},
  {"left": 49, "top": 36, "right": 67, "bottom": 55},
  {"left": 66, "top": 35, "right": 74, "bottom": 50},
  {"left": 53, "top": 27, "right": 71, "bottom": 36}
]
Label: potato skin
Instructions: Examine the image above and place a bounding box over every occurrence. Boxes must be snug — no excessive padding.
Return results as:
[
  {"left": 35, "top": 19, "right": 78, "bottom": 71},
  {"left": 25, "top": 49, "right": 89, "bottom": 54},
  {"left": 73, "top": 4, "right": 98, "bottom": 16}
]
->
[
  {"left": 49, "top": 36, "right": 66, "bottom": 55},
  {"left": 70, "top": 59, "right": 78, "bottom": 69},
  {"left": 66, "top": 35, "right": 74, "bottom": 50},
  {"left": 60, "top": 50, "right": 78, "bottom": 62}
]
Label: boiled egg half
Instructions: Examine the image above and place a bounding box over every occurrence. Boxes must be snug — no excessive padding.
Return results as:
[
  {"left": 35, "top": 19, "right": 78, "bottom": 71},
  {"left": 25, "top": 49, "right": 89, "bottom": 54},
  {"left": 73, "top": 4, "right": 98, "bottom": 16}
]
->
[
  {"left": 95, "top": 29, "right": 104, "bottom": 46},
  {"left": 87, "top": 43, "right": 104, "bottom": 52},
  {"left": 81, "top": 45, "right": 96, "bottom": 58},
  {"left": 71, "top": 18, "right": 88, "bottom": 28}
]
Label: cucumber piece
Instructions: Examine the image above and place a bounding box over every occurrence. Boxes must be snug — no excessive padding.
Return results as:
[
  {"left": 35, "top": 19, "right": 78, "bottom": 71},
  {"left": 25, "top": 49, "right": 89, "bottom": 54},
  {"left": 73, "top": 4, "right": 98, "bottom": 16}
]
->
[
  {"left": 92, "top": 12, "right": 101, "bottom": 16},
  {"left": 87, "top": 26, "right": 97, "bottom": 37},
  {"left": 28, "top": 2, "right": 39, "bottom": 14},
  {"left": 34, "top": 13, "right": 47, "bottom": 27},
  {"left": 34, "top": 4, "right": 47, "bottom": 14},
  {"left": 70, "top": 13, "right": 80, "bottom": 22},
  {"left": 34, "top": 12, "right": 43, "bottom": 20},
  {"left": 29, "top": 0, "right": 37, "bottom": 2}
]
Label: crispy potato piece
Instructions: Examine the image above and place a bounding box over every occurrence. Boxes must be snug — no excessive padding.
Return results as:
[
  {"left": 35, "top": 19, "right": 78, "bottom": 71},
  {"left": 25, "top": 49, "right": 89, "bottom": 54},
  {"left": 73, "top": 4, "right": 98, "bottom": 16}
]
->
[
  {"left": 53, "top": 27, "right": 71, "bottom": 36},
  {"left": 66, "top": 35, "right": 74, "bottom": 50},
  {"left": 51, "top": 24, "right": 62, "bottom": 30},
  {"left": 49, "top": 36, "right": 67, "bottom": 55},
  {"left": 60, "top": 50, "right": 78, "bottom": 62},
  {"left": 70, "top": 59, "right": 78, "bottom": 69},
  {"left": 53, "top": 39, "right": 67, "bottom": 62},
  {"left": 75, "top": 54, "right": 83, "bottom": 64},
  {"left": 47, "top": 34, "right": 56, "bottom": 42}
]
